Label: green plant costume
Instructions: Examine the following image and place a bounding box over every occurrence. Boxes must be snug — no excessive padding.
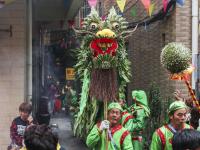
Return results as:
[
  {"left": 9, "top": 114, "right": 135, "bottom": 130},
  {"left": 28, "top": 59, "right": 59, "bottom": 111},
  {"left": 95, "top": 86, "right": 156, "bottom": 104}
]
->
[
  {"left": 128, "top": 90, "right": 150, "bottom": 150},
  {"left": 150, "top": 101, "right": 192, "bottom": 150},
  {"left": 72, "top": 7, "right": 135, "bottom": 139}
]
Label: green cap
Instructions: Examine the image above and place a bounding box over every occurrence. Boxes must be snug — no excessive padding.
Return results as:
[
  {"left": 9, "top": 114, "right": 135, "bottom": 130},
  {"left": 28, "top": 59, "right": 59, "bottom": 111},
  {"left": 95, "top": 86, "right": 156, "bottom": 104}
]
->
[
  {"left": 132, "top": 90, "right": 148, "bottom": 106},
  {"left": 168, "top": 101, "right": 187, "bottom": 115},
  {"left": 108, "top": 102, "right": 123, "bottom": 111}
]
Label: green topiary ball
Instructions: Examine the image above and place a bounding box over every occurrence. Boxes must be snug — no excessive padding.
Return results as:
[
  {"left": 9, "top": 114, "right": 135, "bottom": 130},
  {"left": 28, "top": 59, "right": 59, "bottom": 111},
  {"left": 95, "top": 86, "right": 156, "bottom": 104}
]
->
[{"left": 160, "top": 42, "right": 191, "bottom": 74}]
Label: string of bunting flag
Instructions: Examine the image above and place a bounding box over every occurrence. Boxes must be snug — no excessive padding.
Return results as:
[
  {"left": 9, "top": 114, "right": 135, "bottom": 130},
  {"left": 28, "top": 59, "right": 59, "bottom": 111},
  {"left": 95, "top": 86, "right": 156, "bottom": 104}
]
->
[{"left": 87, "top": 0, "right": 185, "bottom": 29}]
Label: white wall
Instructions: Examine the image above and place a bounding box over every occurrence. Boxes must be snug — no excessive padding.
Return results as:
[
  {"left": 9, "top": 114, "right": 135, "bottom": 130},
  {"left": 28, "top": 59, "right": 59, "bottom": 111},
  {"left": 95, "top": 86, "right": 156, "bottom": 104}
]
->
[{"left": 0, "top": 0, "right": 26, "bottom": 149}]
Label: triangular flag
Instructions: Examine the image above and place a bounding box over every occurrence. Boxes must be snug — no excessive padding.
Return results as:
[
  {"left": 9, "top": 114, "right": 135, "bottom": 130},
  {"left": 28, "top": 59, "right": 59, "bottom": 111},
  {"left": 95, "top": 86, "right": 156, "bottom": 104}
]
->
[
  {"left": 162, "top": 0, "right": 168, "bottom": 12},
  {"left": 116, "top": 0, "right": 126, "bottom": 13},
  {"left": 130, "top": 6, "right": 137, "bottom": 17},
  {"left": 176, "top": 0, "right": 185, "bottom": 6},
  {"left": 149, "top": 3, "right": 155, "bottom": 17},
  {"left": 88, "top": 0, "right": 97, "bottom": 8},
  {"left": 140, "top": 0, "right": 150, "bottom": 10}
]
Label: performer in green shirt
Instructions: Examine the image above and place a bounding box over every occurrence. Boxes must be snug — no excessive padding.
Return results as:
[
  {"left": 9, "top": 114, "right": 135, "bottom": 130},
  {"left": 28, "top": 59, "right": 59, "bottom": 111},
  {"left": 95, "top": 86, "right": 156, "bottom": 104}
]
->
[
  {"left": 86, "top": 102, "right": 133, "bottom": 150},
  {"left": 130, "top": 90, "right": 150, "bottom": 150},
  {"left": 119, "top": 93, "right": 134, "bottom": 132},
  {"left": 150, "top": 101, "right": 192, "bottom": 150}
]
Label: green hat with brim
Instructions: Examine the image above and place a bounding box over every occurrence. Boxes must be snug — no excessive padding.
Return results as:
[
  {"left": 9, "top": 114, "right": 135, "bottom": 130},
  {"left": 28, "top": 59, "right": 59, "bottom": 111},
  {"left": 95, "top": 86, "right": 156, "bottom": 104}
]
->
[
  {"left": 168, "top": 101, "right": 188, "bottom": 116},
  {"left": 108, "top": 102, "right": 123, "bottom": 112}
]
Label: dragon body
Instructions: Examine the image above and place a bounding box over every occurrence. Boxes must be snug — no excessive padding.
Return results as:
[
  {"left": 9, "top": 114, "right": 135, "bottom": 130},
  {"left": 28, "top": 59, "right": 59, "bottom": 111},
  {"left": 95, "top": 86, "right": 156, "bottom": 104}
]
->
[{"left": 73, "top": 7, "right": 135, "bottom": 139}]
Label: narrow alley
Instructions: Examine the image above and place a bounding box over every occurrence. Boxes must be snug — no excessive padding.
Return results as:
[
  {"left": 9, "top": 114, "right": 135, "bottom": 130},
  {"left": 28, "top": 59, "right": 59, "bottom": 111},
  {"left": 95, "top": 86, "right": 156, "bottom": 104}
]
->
[{"left": 50, "top": 111, "right": 88, "bottom": 150}]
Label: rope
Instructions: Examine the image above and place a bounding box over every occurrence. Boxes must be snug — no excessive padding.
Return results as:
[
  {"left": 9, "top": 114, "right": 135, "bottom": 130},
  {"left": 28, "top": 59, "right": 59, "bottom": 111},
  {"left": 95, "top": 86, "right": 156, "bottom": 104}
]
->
[{"left": 184, "top": 77, "right": 200, "bottom": 112}]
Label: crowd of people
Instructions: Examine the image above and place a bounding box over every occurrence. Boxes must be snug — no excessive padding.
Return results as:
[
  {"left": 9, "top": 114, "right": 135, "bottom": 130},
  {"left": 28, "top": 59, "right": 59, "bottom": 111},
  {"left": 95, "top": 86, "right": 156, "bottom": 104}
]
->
[
  {"left": 86, "top": 90, "right": 200, "bottom": 150},
  {"left": 7, "top": 88, "right": 200, "bottom": 150}
]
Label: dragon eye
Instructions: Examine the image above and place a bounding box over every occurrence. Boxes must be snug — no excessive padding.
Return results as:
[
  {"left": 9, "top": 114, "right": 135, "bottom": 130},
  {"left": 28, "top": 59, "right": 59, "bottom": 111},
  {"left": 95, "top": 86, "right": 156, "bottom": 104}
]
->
[
  {"left": 90, "top": 23, "right": 98, "bottom": 30},
  {"left": 112, "top": 22, "right": 120, "bottom": 30}
]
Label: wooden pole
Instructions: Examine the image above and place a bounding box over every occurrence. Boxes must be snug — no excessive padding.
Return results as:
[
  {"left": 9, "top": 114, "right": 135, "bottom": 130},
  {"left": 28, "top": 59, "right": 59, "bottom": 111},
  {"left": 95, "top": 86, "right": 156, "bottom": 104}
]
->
[{"left": 104, "top": 100, "right": 108, "bottom": 150}]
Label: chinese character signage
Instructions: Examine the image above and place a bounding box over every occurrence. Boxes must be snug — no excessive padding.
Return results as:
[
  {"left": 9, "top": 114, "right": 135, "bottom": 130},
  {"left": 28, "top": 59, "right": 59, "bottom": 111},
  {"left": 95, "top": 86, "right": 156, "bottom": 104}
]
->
[{"left": 66, "top": 68, "right": 75, "bottom": 80}]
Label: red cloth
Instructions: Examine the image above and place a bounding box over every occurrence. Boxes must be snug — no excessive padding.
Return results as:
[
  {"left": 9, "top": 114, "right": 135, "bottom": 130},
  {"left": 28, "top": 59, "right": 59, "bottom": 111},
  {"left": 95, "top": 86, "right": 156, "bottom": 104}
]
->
[{"left": 54, "top": 99, "right": 61, "bottom": 112}]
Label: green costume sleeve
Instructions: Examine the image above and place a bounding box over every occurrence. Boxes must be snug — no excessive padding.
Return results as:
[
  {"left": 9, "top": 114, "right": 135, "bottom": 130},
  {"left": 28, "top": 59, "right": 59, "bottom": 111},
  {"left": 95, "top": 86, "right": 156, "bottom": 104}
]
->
[
  {"left": 131, "top": 109, "right": 146, "bottom": 131},
  {"left": 86, "top": 124, "right": 101, "bottom": 148},
  {"left": 150, "top": 131, "right": 162, "bottom": 150},
  {"left": 122, "top": 133, "right": 134, "bottom": 150},
  {"left": 124, "top": 119, "right": 133, "bottom": 132}
]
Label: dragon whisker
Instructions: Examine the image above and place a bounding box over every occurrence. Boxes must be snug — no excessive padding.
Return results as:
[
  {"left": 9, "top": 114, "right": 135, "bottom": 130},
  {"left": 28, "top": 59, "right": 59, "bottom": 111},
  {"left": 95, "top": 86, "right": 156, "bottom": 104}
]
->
[
  {"left": 72, "top": 26, "right": 96, "bottom": 36},
  {"left": 118, "top": 24, "right": 138, "bottom": 38}
]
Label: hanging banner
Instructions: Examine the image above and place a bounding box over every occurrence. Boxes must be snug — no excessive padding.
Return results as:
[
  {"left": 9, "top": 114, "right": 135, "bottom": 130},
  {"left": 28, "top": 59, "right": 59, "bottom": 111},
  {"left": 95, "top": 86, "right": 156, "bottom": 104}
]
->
[
  {"left": 130, "top": 6, "right": 137, "bottom": 17},
  {"left": 66, "top": 68, "right": 75, "bottom": 80},
  {"left": 88, "top": 0, "right": 97, "bottom": 8},
  {"left": 162, "top": 0, "right": 168, "bottom": 12},
  {"left": 149, "top": 3, "right": 155, "bottom": 17},
  {"left": 140, "top": 0, "right": 150, "bottom": 10},
  {"left": 116, "top": 0, "right": 127, "bottom": 13}
]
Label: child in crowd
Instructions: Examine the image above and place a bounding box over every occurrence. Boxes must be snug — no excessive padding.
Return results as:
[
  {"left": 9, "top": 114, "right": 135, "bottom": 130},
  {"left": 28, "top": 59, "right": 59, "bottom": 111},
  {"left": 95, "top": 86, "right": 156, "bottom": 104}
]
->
[
  {"left": 20, "top": 124, "right": 64, "bottom": 150},
  {"left": 172, "top": 129, "right": 200, "bottom": 150},
  {"left": 8, "top": 102, "right": 33, "bottom": 150}
]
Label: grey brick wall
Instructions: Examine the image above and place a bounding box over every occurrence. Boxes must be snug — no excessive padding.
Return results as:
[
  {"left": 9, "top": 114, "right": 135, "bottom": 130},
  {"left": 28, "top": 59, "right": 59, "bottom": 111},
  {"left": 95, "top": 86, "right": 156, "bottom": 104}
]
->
[{"left": 101, "top": 0, "right": 192, "bottom": 102}]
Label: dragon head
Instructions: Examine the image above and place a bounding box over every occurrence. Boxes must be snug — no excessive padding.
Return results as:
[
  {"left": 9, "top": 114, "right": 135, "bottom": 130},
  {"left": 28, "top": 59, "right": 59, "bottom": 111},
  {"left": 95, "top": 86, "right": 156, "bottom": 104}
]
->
[{"left": 74, "top": 7, "right": 137, "bottom": 69}]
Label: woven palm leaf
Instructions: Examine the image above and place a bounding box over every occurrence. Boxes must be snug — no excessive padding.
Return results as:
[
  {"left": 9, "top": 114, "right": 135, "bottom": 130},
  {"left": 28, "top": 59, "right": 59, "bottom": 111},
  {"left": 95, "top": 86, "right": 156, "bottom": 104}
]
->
[{"left": 160, "top": 42, "right": 191, "bottom": 74}]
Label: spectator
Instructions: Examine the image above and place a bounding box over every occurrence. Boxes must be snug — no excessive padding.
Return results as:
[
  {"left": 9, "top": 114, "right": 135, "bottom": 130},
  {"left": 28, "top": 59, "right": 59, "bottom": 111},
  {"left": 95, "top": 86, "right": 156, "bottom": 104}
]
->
[
  {"left": 172, "top": 129, "right": 200, "bottom": 150},
  {"left": 9, "top": 102, "right": 33, "bottom": 149},
  {"left": 20, "top": 124, "right": 58, "bottom": 150}
]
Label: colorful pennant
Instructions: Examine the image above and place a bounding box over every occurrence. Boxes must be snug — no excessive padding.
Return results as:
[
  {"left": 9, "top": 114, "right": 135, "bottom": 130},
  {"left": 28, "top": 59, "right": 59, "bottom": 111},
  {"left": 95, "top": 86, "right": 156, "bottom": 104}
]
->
[
  {"left": 149, "top": 3, "right": 155, "bottom": 17},
  {"left": 116, "top": 0, "right": 127, "bottom": 13},
  {"left": 88, "top": 0, "right": 97, "bottom": 8},
  {"left": 162, "top": 0, "right": 168, "bottom": 12},
  {"left": 130, "top": 6, "right": 137, "bottom": 17},
  {"left": 140, "top": 0, "right": 150, "bottom": 10},
  {"left": 176, "top": 0, "right": 185, "bottom": 6}
]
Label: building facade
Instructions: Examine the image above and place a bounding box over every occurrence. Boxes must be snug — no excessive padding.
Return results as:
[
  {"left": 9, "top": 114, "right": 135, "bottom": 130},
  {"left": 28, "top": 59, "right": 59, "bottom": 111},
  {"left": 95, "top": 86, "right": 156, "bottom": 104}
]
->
[
  {"left": 0, "top": 0, "right": 83, "bottom": 148},
  {"left": 0, "top": 1, "right": 28, "bottom": 149},
  {"left": 101, "top": 0, "right": 196, "bottom": 101}
]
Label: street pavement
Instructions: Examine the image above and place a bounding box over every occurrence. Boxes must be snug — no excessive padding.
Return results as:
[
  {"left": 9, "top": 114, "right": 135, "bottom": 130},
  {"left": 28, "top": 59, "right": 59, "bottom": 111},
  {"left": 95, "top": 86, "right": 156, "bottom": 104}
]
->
[{"left": 50, "top": 111, "right": 89, "bottom": 150}]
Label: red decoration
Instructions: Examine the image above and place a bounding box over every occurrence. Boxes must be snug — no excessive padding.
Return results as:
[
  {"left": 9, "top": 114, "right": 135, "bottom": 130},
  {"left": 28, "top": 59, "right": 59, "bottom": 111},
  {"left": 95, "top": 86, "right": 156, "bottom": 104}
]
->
[{"left": 90, "top": 38, "right": 118, "bottom": 57}]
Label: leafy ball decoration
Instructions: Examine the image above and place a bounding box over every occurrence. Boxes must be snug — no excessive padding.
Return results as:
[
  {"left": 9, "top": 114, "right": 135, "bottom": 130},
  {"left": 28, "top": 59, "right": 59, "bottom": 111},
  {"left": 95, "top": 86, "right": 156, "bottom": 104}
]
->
[{"left": 160, "top": 42, "right": 191, "bottom": 74}]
